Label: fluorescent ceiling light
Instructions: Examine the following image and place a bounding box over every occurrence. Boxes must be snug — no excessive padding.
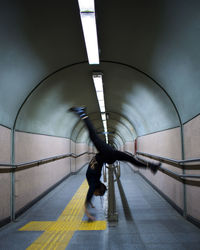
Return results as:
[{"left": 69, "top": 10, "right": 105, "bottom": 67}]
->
[
  {"left": 80, "top": 13, "right": 99, "bottom": 64},
  {"left": 78, "top": 0, "right": 99, "bottom": 64},
  {"left": 103, "top": 120, "right": 107, "bottom": 128},
  {"left": 92, "top": 75, "right": 103, "bottom": 91},
  {"left": 97, "top": 91, "right": 104, "bottom": 101},
  {"left": 92, "top": 72, "right": 108, "bottom": 143},
  {"left": 101, "top": 113, "right": 106, "bottom": 121},
  {"left": 99, "top": 100, "right": 105, "bottom": 107},
  {"left": 78, "top": 0, "right": 94, "bottom": 11},
  {"left": 100, "top": 106, "right": 105, "bottom": 113}
]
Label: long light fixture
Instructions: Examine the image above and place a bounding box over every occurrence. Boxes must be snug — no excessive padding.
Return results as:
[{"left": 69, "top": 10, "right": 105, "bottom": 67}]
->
[
  {"left": 78, "top": 0, "right": 99, "bottom": 64},
  {"left": 92, "top": 72, "right": 108, "bottom": 143}
]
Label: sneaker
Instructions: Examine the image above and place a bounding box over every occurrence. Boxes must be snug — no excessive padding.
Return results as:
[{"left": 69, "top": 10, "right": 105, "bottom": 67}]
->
[
  {"left": 148, "top": 162, "right": 161, "bottom": 174},
  {"left": 69, "top": 106, "right": 87, "bottom": 118}
]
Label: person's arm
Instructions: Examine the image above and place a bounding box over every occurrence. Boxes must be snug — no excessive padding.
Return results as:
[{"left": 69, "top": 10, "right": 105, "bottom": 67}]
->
[
  {"left": 88, "top": 201, "right": 95, "bottom": 208},
  {"left": 85, "top": 183, "right": 96, "bottom": 221},
  {"left": 84, "top": 205, "right": 96, "bottom": 221}
]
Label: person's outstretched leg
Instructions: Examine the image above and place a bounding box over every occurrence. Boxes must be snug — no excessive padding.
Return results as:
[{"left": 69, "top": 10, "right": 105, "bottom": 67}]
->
[{"left": 113, "top": 150, "right": 160, "bottom": 174}]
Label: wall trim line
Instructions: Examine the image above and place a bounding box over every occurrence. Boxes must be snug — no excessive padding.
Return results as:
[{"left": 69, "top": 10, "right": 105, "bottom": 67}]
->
[{"left": 137, "top": 125, "right": 180, "bottom": 138}]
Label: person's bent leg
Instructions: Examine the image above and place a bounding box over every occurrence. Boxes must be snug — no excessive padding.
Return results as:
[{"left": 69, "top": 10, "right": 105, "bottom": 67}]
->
[
  {"left": 83, "top": 117, "right": 113, "bottom": 154},
  {"left": 69, "top": 106, "right": 113, "bottom": 155}
]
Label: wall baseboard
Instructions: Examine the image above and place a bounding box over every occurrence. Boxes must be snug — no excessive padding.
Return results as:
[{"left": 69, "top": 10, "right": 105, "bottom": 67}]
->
[
  {"left": 187, "top": 214, "right": 200, "bottom": 229},
  {"left": 0, "top": 216, "right": 11, "bottom": 228}
]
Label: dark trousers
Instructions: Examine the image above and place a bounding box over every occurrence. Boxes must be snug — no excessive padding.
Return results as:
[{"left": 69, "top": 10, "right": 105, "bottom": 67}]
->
[{"left": 83, "top": 117, "right": 147, "bottom": 168}]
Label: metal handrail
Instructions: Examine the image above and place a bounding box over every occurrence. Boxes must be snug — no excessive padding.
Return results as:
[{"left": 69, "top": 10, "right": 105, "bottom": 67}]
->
[
  {"left": 107, "top": 164, "right": 118, "bottom": 222},
  {"left": 137, "top": 151, "right": 200, "bottom": 165},
  {"left": 136, "top": 151, "right": 200, "bottom": 179},
  {"left": 0, "top": 152, "right": 94, "bottom": 171},
  {"left": 158, "top": 166, "right": 200, "bottom": 179}
]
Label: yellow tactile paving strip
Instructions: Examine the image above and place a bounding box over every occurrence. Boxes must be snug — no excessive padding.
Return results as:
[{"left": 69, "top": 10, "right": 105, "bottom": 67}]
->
[{"left": 19, "top": 179, "right": 107, "bottom": 249}]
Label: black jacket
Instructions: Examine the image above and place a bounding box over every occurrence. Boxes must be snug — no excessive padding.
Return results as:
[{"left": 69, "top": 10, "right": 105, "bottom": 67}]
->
[{"left": 85, "top": 154, "right": 104, "bottom": 204}]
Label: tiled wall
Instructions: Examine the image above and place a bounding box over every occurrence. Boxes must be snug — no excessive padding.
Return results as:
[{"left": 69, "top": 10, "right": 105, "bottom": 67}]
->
[
  {"left": 0, "top": 125, "right": 11, "bottom": 222},
  {"left": 137, "top": 120, "right": 200, "bottom": 222},
  {"left": 124, "top": 141, "right": 135, "bottom": 154},
  {"left": 75, "top": 143, "right": 89, "bottom": 172},
  {"left": 184, "top": 115, "right": 200, "bottom": 221},
  {"left": 14, "top": 131, "right": 90, "bottom": 212},
  {"left": 137, "top": 127, "right": 183, "bottom": 209}
]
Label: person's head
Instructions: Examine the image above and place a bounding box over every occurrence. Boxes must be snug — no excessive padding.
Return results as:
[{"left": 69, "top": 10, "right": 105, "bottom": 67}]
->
[{"left": 94, "top": 182, "right": 107, "bottom": 196}]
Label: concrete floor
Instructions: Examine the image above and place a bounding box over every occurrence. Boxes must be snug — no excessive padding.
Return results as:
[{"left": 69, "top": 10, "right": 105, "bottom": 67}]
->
[{"left": 0, "top": 163, "right": 200, "bottom": 250}]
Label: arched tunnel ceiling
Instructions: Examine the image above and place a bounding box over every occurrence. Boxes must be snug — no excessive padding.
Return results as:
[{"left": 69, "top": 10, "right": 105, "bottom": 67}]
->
[
  {"left": 0, "top": 0, "right": 200, "bottom": 144},
  {"left": 16, "top": 62, "right": 179, "bottom": 139}
]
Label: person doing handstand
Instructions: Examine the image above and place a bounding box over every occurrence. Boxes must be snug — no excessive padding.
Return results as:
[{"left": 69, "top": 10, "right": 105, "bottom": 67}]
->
[{"left": 70, "top": 107, "right": 160, "bottom": 220}]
